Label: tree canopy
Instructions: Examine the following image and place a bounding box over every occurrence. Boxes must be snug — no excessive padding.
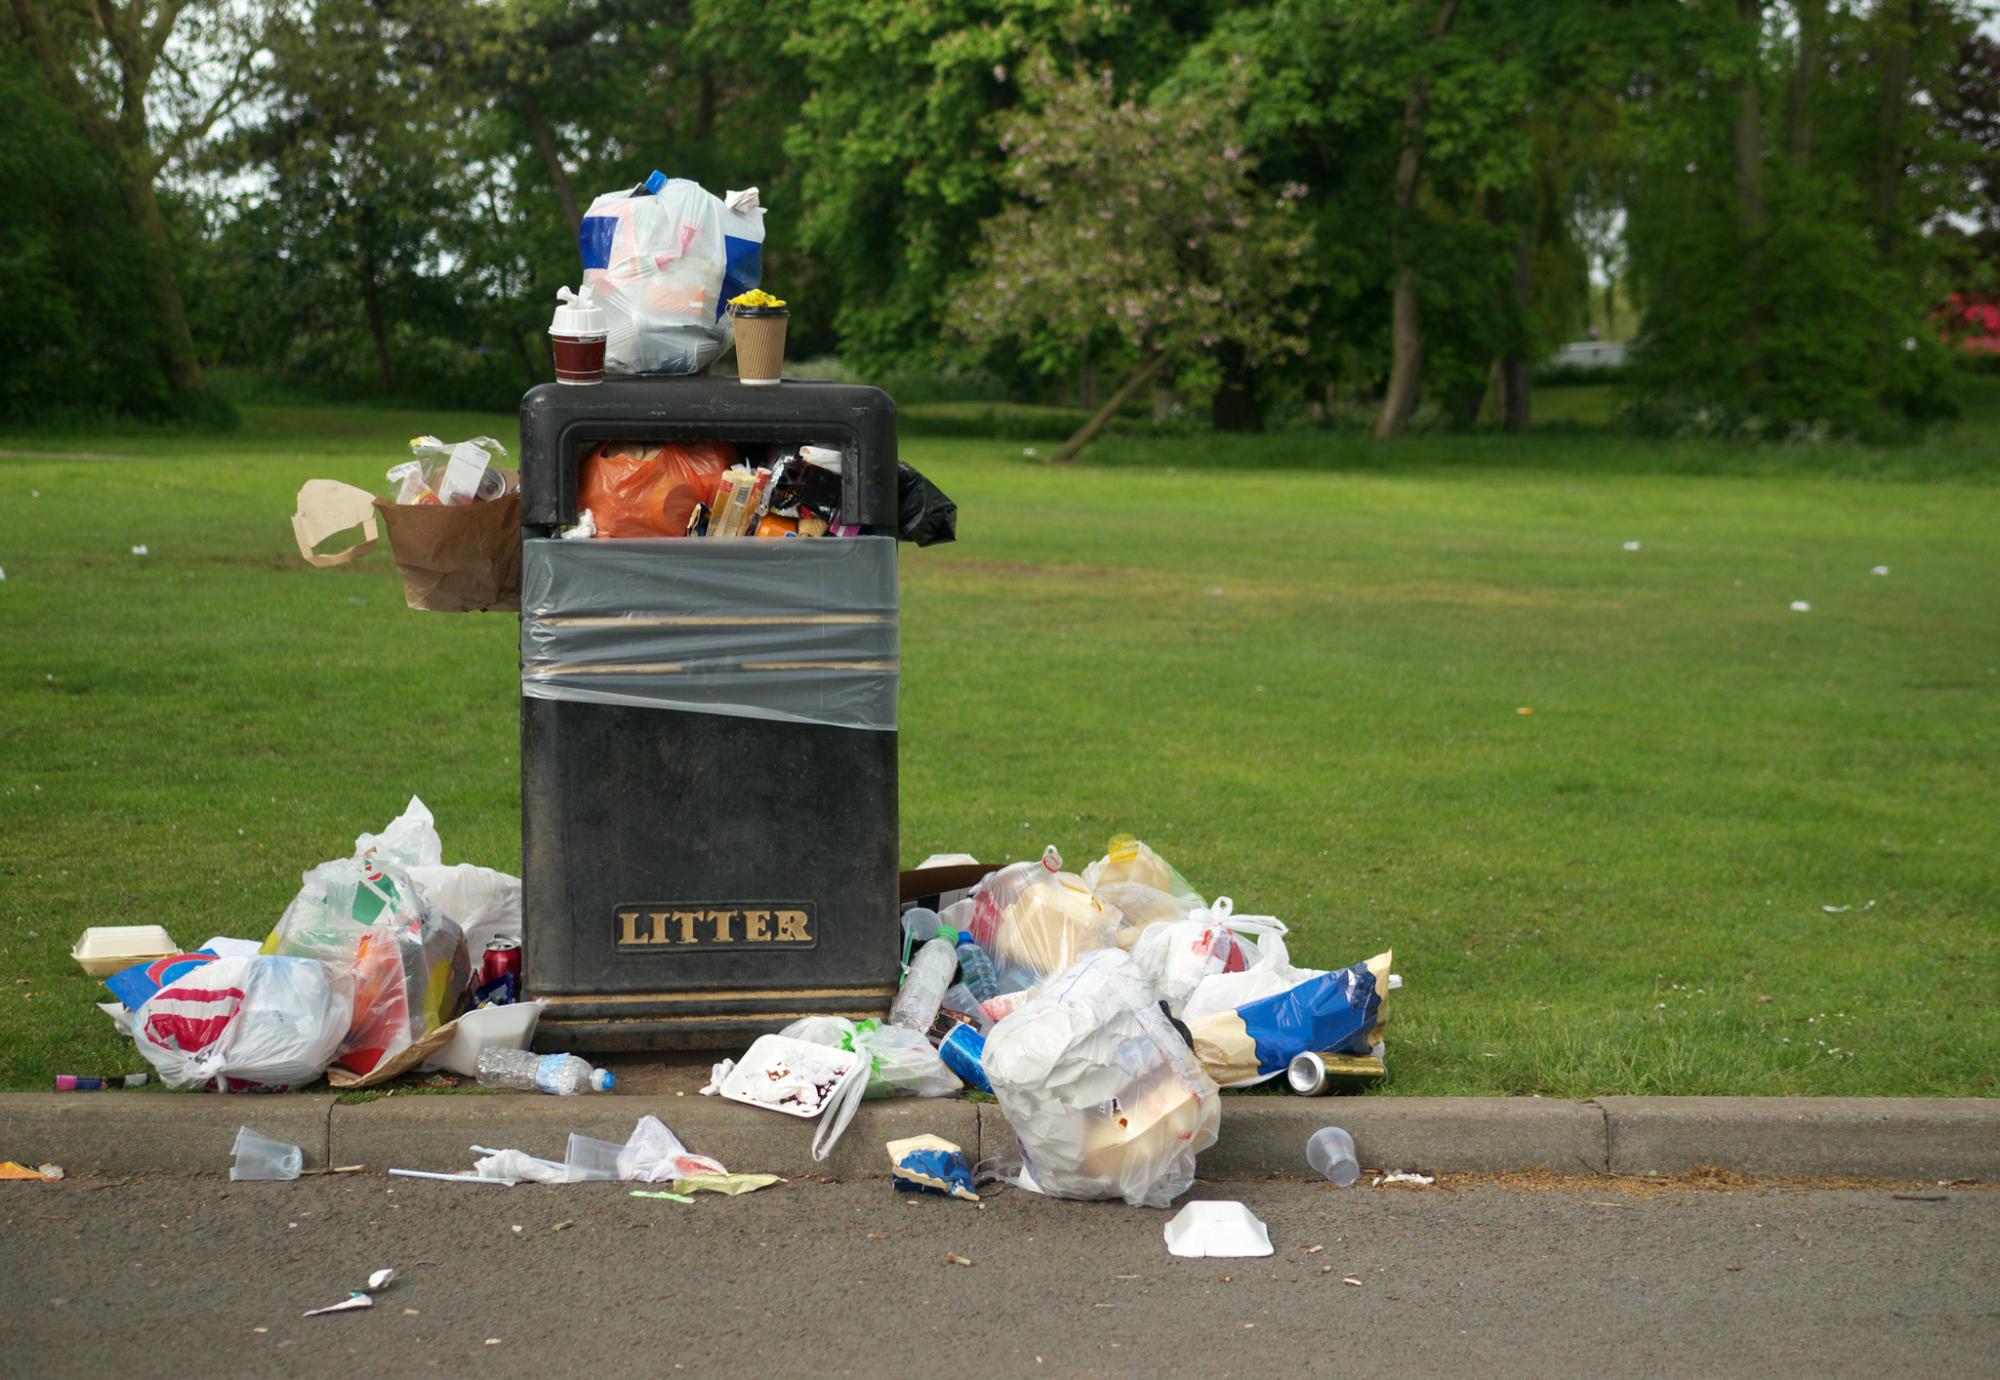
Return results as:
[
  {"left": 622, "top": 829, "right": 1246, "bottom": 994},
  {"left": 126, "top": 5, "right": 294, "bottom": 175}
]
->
[{"left": 2, "top": 0, "right": 1988, "bottom": 441}]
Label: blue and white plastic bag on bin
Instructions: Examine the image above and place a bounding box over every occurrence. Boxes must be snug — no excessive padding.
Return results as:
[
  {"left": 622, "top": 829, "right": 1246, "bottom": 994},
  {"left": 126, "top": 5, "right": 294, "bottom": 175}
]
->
[{"left": 578, "top": 173, "right": 766, "bottom": 376}]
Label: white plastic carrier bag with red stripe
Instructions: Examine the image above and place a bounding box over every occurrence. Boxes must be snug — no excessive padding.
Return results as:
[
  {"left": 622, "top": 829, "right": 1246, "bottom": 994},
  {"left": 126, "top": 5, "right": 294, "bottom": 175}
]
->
[{"left": 132, "top": 955, "right": 353, "bottom": 1090}]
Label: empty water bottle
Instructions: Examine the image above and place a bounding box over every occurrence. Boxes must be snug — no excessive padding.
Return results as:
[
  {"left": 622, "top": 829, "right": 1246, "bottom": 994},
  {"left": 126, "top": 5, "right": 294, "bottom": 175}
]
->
[
  {"left": 476, "top": 1048, "right": 616, "bottom": 1095},
  {"left": 889, "top": 935, "right": 958, "bottom": 1032},
  {"left": 954, "top": 932, "right": 1002, "bottom": 1002}
]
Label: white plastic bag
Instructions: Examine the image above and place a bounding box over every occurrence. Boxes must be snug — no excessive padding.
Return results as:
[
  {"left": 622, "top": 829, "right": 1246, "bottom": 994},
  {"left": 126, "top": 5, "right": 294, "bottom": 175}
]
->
[
  {"left": 968, "top": 846, "right": 1123, "bottom": 980},
  {"left": 1180, "top": 911, "right": 1315, "bottom": 1023},
  {"left": 353, "top": 795, "right": 443, "bottom": 868},
  {"left": 1128, "top": 915, "right": 1236, "bottom": 1018},
  {"left": 266, "top": 855, "right": 469, "bottom": 1077},
  {"left": 406, "top": 863, "right": 520, "bottom": 958},
  {"left": 778, "top": 1016, "right": 962, "bottom": 1161},
  {"left": 983, "top": 950, "right": 1220, "bottom": 1208},
  {"left": 579, "top": 176, "right": 766, "bottom": 376},
  {"left": 133, "top": 955, "right": 353, "bottom": 1090},
  {"left": 619, "top": 1114, "right": 727, "bottom": 1182}
]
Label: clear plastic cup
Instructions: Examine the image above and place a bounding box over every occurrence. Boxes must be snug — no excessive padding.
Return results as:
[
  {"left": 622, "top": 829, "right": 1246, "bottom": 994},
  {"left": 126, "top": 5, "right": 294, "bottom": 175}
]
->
[
  {"left": 1305, "top": 1126, "right": 1359, "bottom": 1187},
  {"left": 563, "top": 1133, "right": 625, "bottom": 1182},
  {"left": 230, "top": 1126, "right": 303, "bottom": 1181}
]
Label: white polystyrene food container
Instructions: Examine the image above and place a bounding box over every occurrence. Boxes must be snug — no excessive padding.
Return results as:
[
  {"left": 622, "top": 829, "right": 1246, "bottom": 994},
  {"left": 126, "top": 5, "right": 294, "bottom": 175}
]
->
[
  {"left": 717, "top": 1035, "right": 862, "bottom": 1119},
  {"left": 427, "top": 1000, "right": 546, "bottom": 1079},
  {"left": 71, "top": 925, "right": 180, "bottom": 978},
  {"left": 1163, "top": 1200, "right": 1275, "bottom": 1258}
]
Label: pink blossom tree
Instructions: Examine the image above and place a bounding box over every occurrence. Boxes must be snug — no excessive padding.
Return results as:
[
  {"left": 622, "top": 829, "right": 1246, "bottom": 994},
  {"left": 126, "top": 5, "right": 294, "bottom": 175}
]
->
[{"left": 958, "top": 61, "right": 1315, "bottom": 462}]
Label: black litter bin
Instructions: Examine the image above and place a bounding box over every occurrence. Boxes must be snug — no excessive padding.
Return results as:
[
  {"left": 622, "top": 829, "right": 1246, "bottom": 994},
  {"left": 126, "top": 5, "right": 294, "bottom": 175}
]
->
[{"left": 516, "top": 377, "right": 901, "bottom": 1050}]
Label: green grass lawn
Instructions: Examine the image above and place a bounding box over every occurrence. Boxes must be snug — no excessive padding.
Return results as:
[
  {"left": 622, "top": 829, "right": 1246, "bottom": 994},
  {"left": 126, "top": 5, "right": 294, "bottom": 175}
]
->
[{"left": 1, "top": 400, "right": 1995, "bottom": 1097}]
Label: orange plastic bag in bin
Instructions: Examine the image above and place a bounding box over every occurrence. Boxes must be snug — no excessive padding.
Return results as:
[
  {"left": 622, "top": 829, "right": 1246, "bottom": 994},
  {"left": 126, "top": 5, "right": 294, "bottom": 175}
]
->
[{"left": 577, "top": 441, "right": 736, "bottom": 537}]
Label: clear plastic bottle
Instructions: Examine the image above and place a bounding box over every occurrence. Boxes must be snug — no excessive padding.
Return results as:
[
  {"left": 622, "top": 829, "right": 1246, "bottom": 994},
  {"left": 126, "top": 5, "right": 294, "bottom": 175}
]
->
[
  {"left": 476, "top": 1048, "right": 616, "bottom": 1095},
  {"left": 901, "top": 906, "right": 945, "bottom": 965},
  {"left": 889, "top": 935, "right": 958, "bottom": 1032},
  {"left": 954, "top": 932, "right": 1002, "bottom": 1002}
]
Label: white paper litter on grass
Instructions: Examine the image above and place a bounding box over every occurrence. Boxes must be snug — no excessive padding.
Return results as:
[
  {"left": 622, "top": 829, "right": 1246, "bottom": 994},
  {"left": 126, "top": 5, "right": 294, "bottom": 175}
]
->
[
  {"left": 1622, "top": 541, "right": 1641, "bottom": 551},
  {"left": 1790, "top": 600, "right": 1811, "bottom": 612},
  {"left": 1164, "top": 1201, "right": 1273, "bottom": 1259},
  {"left": 1871, "top": 566, "right": 1889, "bottom": 576},
  {"left": 1373, "top": 1172, "right": 1435, "bottom": 1187}
]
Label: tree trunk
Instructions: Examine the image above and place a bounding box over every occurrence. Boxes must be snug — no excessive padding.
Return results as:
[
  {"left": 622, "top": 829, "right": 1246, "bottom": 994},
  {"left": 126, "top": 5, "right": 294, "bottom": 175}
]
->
[
  {"left": 1210, "top": 342, "right": 1265, "bottom": 432},
  {"left": 696, "top": 72, "right": 718, "bottom": 143},
  {"left": 1078, "top": 361, "right": 1100, "bottom": 412},
  {"left": 1501, "top": 222, "right": 1532, "bottom": 432},
  {"left": 1052, "top": 353, "right": 1170, "bottom": 463},
  {"left": 1871, "top": 0, "right": 1923, "bottom": 251},
  {"left": 1733, "top": 0, "right": 1767, "bottom": 359},
  {"left": 523, "top": 89, "right": 581, "bottom": 237},
  {"left": 1446, "top": 374, "right": 1486, "bottom": 429},
  {"left": 358, "top": 241, "right": 393, "bottom": 395},
  {"left": 1374, "top": 0, "right": 1463, "bottom": 440},
  {"left": 121, "top": 159, "right": 206, "bottom": 395},
  {"left": 1375, "top": 266, "right": 1425, "bottom": 438},
  {"left": 1787, "top": 0, "right": 1825, "bottom": 170}
]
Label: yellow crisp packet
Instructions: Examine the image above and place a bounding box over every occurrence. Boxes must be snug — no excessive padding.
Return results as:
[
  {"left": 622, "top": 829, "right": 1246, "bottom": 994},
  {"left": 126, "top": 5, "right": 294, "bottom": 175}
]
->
[
  {"left": 728, "top": 288, "right": 787, "bottom": 309},
  {"left": 672, "top": 1173, "right": 783, "bottom": 1196}
]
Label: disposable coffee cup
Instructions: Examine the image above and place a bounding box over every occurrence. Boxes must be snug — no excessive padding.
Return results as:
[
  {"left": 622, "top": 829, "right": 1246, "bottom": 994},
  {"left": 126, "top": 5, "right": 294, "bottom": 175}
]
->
[
  {"left": 732, "top": 305, "right": 788, "bottom": 386},
  {"left": 549, "top": 285, "right": 607, "bottom": 386}
]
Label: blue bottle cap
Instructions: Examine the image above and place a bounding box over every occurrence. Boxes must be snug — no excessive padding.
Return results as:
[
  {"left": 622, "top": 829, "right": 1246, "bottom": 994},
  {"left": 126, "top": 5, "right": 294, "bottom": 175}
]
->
[{"left": 643, "top": 170, "right": 667, "bottom": 194}]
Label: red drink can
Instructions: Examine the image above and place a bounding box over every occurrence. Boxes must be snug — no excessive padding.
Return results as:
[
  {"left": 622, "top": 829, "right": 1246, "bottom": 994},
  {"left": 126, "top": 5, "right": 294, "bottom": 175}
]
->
[{"left": 480, "top": 940, "right": 522, "bottom": 990}]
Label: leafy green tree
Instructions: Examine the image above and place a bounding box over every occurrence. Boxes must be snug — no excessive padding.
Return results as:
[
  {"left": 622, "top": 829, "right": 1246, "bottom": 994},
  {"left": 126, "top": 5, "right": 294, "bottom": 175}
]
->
[
  {"left": 956, "top": 61, "right": 1313, "bottom": 461},
  {"left": 776, "top": 0, "right": 1203, "bottom": 373},
  {"left": 0, "top": 33, "right": 186, "bottom": 420},
  {"left": 214, "top": 0, "right": 468, "bottom": 395},
  {"left": 7, "top": 0, "right": 276, "bottom": 403},
  {"left": 1623, "top": 0, "right": 1979, "bottom": 435}
]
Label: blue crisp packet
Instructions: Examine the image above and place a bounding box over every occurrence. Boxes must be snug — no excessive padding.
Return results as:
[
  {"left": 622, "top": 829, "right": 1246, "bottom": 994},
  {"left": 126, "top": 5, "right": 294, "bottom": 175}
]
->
[{"left": 887, "top": 1134, "right": 978, "bottom": 1202}]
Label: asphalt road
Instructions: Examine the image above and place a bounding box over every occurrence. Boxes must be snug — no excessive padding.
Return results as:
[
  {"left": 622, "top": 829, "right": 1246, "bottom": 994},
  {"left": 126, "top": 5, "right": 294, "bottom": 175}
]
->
[{"left": 3, "top": 1174, "right": 1994, "bottom": 1378}]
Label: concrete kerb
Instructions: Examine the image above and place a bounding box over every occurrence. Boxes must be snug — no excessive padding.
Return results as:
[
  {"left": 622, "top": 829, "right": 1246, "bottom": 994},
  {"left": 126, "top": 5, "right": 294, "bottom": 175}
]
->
[
  {"left": 0, "top": 1093, "right": 336, "bottom": 1175},
  {"left": 1184, "top": 1096, "right": 1611, "bottom": 1179},
  {"left": 5, "top": 1093, "right": 1996, "bottom": 1182},
  {"left": 1599, "top": 1096, "right": 2000, "bottom": 1181}
]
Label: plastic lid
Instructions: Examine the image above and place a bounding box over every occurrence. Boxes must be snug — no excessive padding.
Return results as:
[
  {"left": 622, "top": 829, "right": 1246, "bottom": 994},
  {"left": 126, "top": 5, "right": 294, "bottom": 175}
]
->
[
  {"left": 550, "top": 285, "right": 606, "bottom": 338},
  {"left": 643, "top": 170, "right": 667, "bottom": 194},
  {"left": 592, "top": 1068, "right": 617, "bottom": 1091}
]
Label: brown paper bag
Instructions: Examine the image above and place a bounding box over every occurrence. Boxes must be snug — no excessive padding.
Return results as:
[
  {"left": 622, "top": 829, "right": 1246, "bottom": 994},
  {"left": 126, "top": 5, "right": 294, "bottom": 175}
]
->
[{"left": 373, "top": 484, "right": 521, "bottom": 613}]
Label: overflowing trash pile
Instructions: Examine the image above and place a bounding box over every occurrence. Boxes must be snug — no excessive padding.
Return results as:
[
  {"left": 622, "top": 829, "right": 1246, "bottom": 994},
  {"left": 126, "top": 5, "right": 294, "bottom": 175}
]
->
[
  {"left": 63, "top": 812, "right": 1392, "bottom": 1217},
  {"left": 75, "top": 797, "right": 539, "bottom": 1094},
  {"left": 705, "top": 836, "right": 1397, "bottom": 1210}
]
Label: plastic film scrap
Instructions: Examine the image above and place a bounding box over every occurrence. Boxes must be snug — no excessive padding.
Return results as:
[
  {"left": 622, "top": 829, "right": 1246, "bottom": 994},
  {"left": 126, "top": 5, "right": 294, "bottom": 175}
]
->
[{"left": 520, "top": 536, "right": 897, "bottom": 731}]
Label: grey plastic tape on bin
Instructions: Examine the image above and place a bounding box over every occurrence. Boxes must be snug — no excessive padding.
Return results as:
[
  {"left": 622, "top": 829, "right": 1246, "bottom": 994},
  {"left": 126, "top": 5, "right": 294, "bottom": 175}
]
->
[{"left": 520, "top": 536, "right": 898, "bottom": 731}]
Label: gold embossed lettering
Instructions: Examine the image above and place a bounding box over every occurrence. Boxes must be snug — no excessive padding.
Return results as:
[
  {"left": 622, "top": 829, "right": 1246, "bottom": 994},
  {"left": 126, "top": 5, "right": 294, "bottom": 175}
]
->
[
  {"left": 618, "top": 911, "right": 646, "bottom": 945},
  {"left": 743, "top": 910, "right": 772, "bottom": 942},
  {"left": 706, "top": 909, "right": 736, "bottom": 942},
  {"left": 671, "top": 911, "right": 700, "bottom": 945},
  {"left": 774, "top": 909, "right": 810, "bottom": 943},
  {"left": 647, "top": 912, "right": 671, "bottom": 944}
]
